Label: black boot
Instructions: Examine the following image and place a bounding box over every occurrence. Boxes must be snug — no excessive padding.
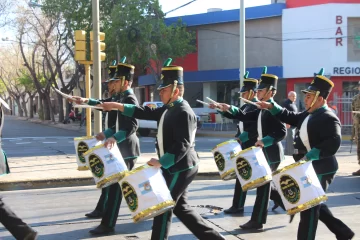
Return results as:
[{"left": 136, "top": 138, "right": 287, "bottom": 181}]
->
[
  {"left": 85, "top": 209, "right": 103, "bottom": 219},
  {"left": 89, "top": 224, "right": 114, "bottom": 235},
  {"left": 224, "top": 206, "right": 244, "bottom": 214},
  {"left": 240, "top": 220, "right": 263, "bottom": 230},
  {"left": 289, "top": 214, "right": 295, "bottom": 223}
]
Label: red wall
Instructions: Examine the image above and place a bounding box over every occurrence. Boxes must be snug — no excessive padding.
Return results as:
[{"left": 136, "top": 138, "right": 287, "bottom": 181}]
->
[
  {"left": 287, "top": 0, "right": 360, "bottom": 8},
  {"left": 173, "top": 31, "right": 198, "bottom": 71}
]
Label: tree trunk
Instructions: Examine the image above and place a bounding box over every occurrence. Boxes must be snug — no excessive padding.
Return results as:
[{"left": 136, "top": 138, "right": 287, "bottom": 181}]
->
[
  {"left": 21, "top": 101, "right": 28, "bottom": 117},
  {"left": 57, "top": 94, "right": 64, "bottom": 123},
  {"left": 38, "top": 95, "right": 45, "bottom": 120},
  {"left": 46, "top": 94, "right": 55, "bottom": 122},
  {"left": 28, "top": 94, "right": 34, "bottom": 118},
  {"left": 14, "top": 97, "right": 24, "bottom": 117},
  {"left": 42, "top": 92, "right": 51, "bottom": 120}
]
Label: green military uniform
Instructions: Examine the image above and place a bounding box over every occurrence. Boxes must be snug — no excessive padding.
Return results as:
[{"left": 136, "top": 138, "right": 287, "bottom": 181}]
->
[
  {"left": 351, "top": 84, "right": 360, "bottom": 176},
  {"left": 269, "top": 69, "right": 354, "bottom": 240},
  {"left": 220, "top": 72, "right": 259, "bottom": 214},
  {"left": 121, "top": 59, "right": 225, "bottom": 240},
  {"left": 86, "top": 60, "right": 141, "bottom": 235}
]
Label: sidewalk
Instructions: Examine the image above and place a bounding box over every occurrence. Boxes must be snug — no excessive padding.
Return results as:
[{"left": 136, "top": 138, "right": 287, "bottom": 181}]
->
[
  {"left": 14, "top": 115, "right": 354, "bottom": 140},
  {"left": 0, "top": 150, "right": 358, "bottom": 191}
]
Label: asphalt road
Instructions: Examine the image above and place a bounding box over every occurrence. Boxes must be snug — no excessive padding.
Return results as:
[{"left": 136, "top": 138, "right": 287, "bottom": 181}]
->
[
  {"left": 1, "top": 116, "right": 230, "bottom": 157},
  {"left": 0, "top": 178, "right": 359, "bottom": 240}
]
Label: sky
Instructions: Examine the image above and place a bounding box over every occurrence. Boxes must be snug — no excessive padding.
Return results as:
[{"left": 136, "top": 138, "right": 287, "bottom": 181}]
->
[
  {"left": 160, "top": 0, "right": 272, "bottom": 17},
  {"left": 1, "top": 0, "right": 272, "bottom": 41}
]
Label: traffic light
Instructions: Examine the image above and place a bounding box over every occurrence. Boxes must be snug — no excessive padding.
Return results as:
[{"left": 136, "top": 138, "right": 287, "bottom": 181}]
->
[
  {"left": 74, "top": 30, "right": 87, "bottom": 61},
  {"left": 90, "top": 31, "right": 106, "bottom": 61}
]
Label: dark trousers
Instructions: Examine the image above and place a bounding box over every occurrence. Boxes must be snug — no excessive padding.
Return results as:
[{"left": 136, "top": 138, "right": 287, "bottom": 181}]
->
[
  {"left": 230, "top": 179, "right": 247, "bottom": 209},
  {"left": 251, "top": 162, "right": 280, "bottom": 224},
  {"left": 151, "top": 166, "right": 224, "bottom": 240},
  {"left": 0, "top": 197, "right": 34, "bottom": 240},
  {"left": 93, "top": 158, "right": 137, "bottom": 228},
  {"left": 298, "top": 172, "right": 353, "bottom": 240}
]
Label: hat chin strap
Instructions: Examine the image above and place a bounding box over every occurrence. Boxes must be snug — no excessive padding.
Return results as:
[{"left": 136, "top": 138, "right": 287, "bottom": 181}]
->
[
  {"left": 166, "top": 80, "right": 178, "bottom": 105},
  {"left": 306, "top": 91, "right": 320, "bottom": 112},
  {"left": 247, "top": 90, "right": 253, "bottom": 100},
  {"left": 260, "top": 86, "right": 273, "bottom": 101}
]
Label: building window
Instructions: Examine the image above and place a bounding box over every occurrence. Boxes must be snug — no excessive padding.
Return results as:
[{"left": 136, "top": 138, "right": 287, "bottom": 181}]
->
[{"left": 217, "top": 82, "right": 240, "bottom": 106}]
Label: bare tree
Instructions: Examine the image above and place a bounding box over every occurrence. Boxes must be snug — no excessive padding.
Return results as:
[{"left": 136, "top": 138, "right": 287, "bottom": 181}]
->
[{"left": 0, "top": 0, "right": 13, "bottom": 28}]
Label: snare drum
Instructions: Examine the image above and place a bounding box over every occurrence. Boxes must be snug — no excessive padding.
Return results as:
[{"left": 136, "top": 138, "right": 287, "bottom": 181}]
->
[
  {"left": 83, "top": 143, "right": 128, "bottom": 188},
  {"left": 231, "top": 146, "right": 272, "bottom": 191},
  {"left": 120, "top": 165, "right": 175, "bottom": 223},
  {"left": 74, "top": 136, "right": 102, "bottom": 171},
  {"left": 272, "top": 160, "right": 327, "bottom": 215},
  {"left": 211, "top": 140, "right": 242, "bottom": 180}
]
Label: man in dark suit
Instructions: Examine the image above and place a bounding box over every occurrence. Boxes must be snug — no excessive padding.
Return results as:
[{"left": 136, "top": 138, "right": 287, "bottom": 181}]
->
[{"left": 282, "top": 91, "right": 298, "bottom": 155}]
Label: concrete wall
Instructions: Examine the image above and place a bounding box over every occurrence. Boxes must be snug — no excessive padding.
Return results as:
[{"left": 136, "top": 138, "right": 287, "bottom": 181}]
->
[{"left": 197, "top": 16, "right": 282, "bottom": 71}]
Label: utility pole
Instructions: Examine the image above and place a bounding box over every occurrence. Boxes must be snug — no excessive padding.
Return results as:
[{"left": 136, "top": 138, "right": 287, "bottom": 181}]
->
[
  {"left": 92, "top": 0, "right": 102, "bottom": 134},
  {"left": 239, "top": 0, "right": 245, "bottom": 106}
]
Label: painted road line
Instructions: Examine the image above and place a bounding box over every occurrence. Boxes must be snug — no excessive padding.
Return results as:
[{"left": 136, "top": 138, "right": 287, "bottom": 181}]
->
[
  {"left": 43, "top": 142, "right": 57, "bottom": 144},
  {"left": 15, "top": 142, "right": 31, "bottom": 144}
]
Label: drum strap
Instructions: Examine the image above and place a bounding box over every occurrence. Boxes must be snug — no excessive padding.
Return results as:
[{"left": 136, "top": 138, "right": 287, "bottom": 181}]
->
[
  {"left": 105, "top": 112, "right": 108, "bottom": 130},
  {"left": 299, "top": 115, "right": 311, "bottom": 151},
  {"left": 257, "top": 110, "right": 263, "bottom": 140},
  {"left": 239, "top": 121, "right": 244, "bottom": 133},
  {"left": 157, "top": 109, "right": 168, "bottom": 157}
]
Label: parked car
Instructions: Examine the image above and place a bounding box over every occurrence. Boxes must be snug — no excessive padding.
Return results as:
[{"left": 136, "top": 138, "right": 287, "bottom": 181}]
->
[{"left": 137, "top": 101, "right": 201, "bottom": 136}]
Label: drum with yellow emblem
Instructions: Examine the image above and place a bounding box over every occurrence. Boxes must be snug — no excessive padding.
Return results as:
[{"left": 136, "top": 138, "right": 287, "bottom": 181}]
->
[
  {"left": 83, "top": 143, "right": 128, "bottom": 188},
  {"left": 211, "top": 140, "right": 242, "bottom": 180},
  {"left": 272, "top": 160, "right": 327, "bottom": 215},
  {"left": 73, "top": 136, "right": 102, "bottom": 171},
  {"left": 119, "top": 164, "right": 175, "bottom": 223},
  {"left": 231, "top": 146, "right": 272, "bottom": 191}
]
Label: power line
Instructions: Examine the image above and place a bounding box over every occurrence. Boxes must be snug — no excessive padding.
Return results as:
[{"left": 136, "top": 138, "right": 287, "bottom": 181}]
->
[
  {"left": 165, "top": 0, "right": 198, "bottom": 15},
  {"left": 198, "top": 28, "right": 358, "bottom": 42}
]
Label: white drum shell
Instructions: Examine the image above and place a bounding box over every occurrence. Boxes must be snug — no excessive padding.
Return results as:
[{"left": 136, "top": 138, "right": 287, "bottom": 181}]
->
[
  {"left": 232, "top": 147, "right": 272, "bottom": 191},
  {"left": 84, "top": 144, "right": 128, "bottom": 188},
  {"left": 272, "top": 161, "right": 327, "bottom": 215},
  {"left": 211, "top": 140, "right": 242, "bottom": 180},
  {"left": 120, "top": 166, "right": 175, "bottom": 223},
  {"left": 73, "top": 137, "right": 102, "bottom": 171}
]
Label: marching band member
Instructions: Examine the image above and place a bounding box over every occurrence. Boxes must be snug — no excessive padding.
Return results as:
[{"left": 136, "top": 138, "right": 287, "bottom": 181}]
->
[
  {"left": 257, "top": 68, "right": 355, "bottom": 240},
  {"left": 216, "top": 71, "right": 259, "bottom": 214},
  {"left": 101, "top": 58, "right": 225, "bottom": 240},
  {"left": 211, "top": 67, "right": 286, "bottom": 230},
  {"left": 69, "top": 58, "right": 140, "bottom": 235},
  {"left": 0, "top": 99, "right": 38, "bottom": 240}
]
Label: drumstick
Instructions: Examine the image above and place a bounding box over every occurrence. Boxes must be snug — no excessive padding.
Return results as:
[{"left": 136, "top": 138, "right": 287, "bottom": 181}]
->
[
  {"left": 73, "top": 104, "right": 118, "bottom": 111},
  {"left": 196, "top": 99, "right": 225, "bottom": 112},
  {"left": 205, "top": 97, "right": 232, "bottom": 114},
  {"left": 54, "top": 88, "right": 78, "bottom": 102},
  {"left": 239, "top": 97, "right": 260, "bottom": 108}
]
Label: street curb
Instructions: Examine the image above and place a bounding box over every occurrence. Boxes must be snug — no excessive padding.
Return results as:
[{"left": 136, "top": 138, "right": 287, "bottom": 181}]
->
[
  {"left": 0, "top": 172, "right": 221, "bottom": 191},
  {"left": 14, "top": 116, "right": 85, "bottom": 133}
]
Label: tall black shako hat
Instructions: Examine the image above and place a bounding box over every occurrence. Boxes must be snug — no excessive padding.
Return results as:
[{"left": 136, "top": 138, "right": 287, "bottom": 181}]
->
[
  {"left": 301, "top": 68, "right": 334, "bottom": 100},
  {"left": 239, "top": 71, "right": 258, "bottom": 93},
  {"left": 105, "top": 60, "right": 117, "bottom": 82},
  {"left": 257, "top": 66, "right": 278, "bottom": 90},
  {"left": 107, "top": 56, "right": 135, "bottom": 86},
  {"left": 157, "top": 58, "right": 184, "bottom": 90}
]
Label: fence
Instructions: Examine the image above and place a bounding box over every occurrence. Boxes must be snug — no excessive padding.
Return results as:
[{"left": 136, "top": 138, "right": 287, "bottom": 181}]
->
[{"left": 331, "top": 92, "right": 357, "bottom": 134}]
